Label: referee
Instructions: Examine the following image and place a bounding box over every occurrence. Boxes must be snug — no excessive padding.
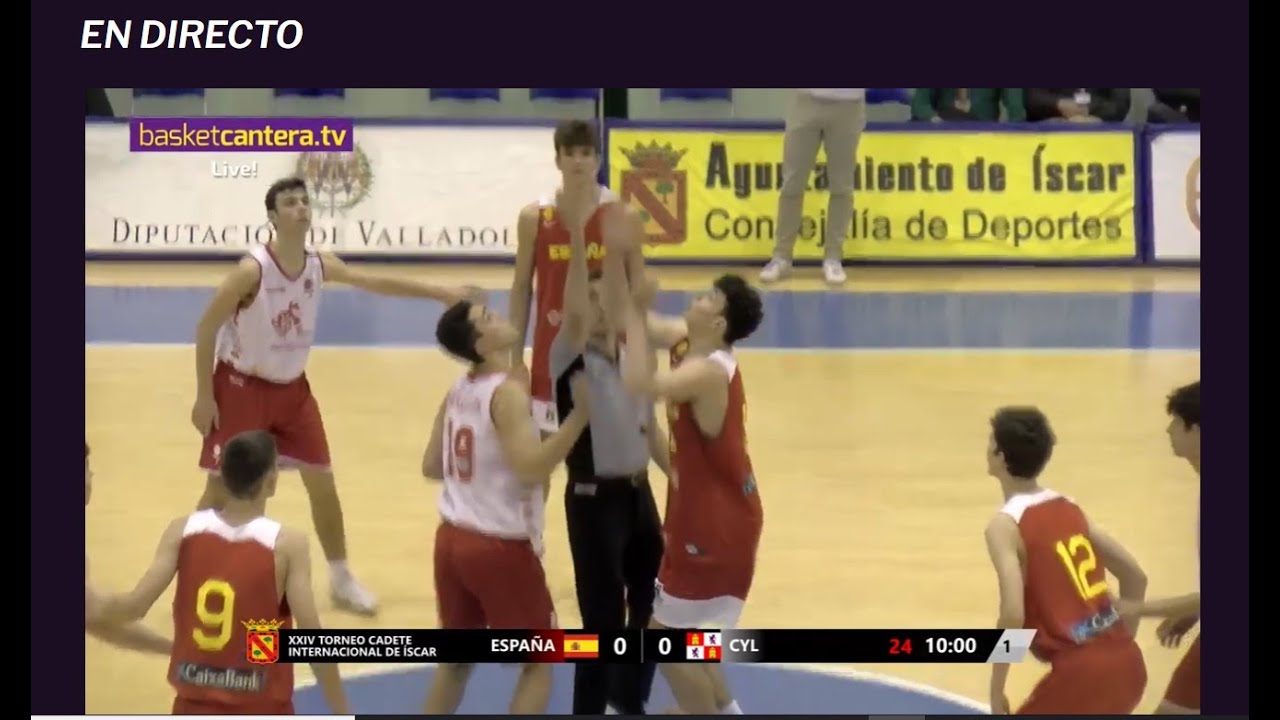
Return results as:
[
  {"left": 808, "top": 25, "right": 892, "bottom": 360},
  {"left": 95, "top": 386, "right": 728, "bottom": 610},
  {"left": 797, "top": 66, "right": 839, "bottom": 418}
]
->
[{"left": 552, "top": 220, "right": 668, "bottom": 715}]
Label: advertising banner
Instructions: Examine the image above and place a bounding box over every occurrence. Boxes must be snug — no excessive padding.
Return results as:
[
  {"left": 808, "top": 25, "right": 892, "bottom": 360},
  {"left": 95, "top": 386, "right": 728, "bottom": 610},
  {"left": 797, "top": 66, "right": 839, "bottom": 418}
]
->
[
  {"left": 607, "top": 126, "right": 1139, "bottom": 261},
  {"left": 1146, "top": 128, "right": 1201, "bottom": 261}
]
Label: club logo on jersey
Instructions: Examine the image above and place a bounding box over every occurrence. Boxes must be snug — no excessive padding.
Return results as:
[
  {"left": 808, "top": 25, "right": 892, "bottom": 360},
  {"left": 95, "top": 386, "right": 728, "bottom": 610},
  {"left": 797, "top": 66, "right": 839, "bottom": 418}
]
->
[
  {"left": 243, "top": 619, "right": 285, "bottom": 664},
  {"left": 619, "top": 141, "right": 689, "bottom": 245},
  {"left": 541, "top": 207, "right": 556, "bottom": 226},
  {"left": 272, "top": 301, "right": 303, "bottom": 338},
  {"left": 295, "top": 144, "right": 374, "bottom": 219},
  {"left": 303, "top": 278, "right": 315, "bottom": 297}
]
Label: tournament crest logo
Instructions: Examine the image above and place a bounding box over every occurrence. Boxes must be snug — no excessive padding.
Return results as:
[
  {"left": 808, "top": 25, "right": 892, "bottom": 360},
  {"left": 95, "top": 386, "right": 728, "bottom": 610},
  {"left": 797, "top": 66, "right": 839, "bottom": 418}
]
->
[
  {"left": 295, "top": 144, "right": 374, "bottom": 219},
  {"left": 243, "top": 619, "right": 286, "bottom": 664},
  {"left": 619, "top": 141, "right": 689, "bottom": 245}
]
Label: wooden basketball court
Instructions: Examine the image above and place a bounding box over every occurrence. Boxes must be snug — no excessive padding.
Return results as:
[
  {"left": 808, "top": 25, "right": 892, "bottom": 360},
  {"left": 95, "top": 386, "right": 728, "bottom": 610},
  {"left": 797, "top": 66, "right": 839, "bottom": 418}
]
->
[{"left": 85, "top": 262, "right": 1201, "bottom": 714}]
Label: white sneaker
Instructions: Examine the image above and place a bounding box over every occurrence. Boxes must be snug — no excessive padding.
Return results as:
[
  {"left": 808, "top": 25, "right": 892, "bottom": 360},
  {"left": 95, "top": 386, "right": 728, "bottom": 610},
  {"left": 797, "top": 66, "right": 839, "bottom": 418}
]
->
[
  {"left": 331, "top": 575, "right": 379, "bottom": 616},
  {"left": 822, "top": 260, "right": 847, "bottom": 286},
  {"left": 759, "top": 258, "right": 792, "bottom": 283}
]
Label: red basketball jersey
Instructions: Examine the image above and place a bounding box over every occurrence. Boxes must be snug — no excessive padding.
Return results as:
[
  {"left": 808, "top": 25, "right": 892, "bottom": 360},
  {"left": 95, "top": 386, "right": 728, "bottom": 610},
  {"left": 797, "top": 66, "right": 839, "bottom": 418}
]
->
[
  {"left": 1000, "top": 489, "right": 1129, "bottom": 662},
  {"left": 168, "top": 510, "right": 294, "bottom": 707},
  {"left": 529, "top": 190, "right": 616, "bottom": 417},
  {"left": 663, "top": 341, "right": 764, "bottom": 578}
]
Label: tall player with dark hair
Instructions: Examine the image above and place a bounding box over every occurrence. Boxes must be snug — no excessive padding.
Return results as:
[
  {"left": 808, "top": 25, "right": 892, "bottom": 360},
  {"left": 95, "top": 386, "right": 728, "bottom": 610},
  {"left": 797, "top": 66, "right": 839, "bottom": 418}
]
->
[
  {"left": 612, "top": 267, "right": 766, "bottom": 716},
  {"left": 97, "top": 430, "right": 348, "bottom": 715},
  {"left": 982, "top": 407, "right": 1149, "bottom": 715},
  {"left": 422, "top": 299, "right": 593, "bottom": 715},
  {"left": 508, "top": 119, "right": 648, "bottom": 428},
  {"left": 1119, "top": 380, "right": 1201, "bottom": 714},
  {"left": 190, "top": 176, "right": 476, "bottom": 617}
]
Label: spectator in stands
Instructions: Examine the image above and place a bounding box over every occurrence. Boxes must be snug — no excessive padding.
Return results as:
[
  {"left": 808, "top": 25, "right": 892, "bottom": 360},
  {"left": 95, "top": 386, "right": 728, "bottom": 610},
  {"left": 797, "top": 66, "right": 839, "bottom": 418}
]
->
[
  {"left": 911, "top": 89, "right": 1026, "bottom": 122},
  {"left": 1024, "top": 88, "right": 1130, "bottom": 123},
  {"left": 760, "top": 89, "right": 867, "bottom": 287},
  {"left": 1149, "top": 89, "right": 1200, "bottom": 123}
]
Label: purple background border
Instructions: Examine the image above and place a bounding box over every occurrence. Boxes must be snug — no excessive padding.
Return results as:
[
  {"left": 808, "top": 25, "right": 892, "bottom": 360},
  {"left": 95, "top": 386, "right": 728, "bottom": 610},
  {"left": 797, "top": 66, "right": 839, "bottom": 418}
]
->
[{"left": 51, "top": 1, "right": 1242, "bottom": 715}]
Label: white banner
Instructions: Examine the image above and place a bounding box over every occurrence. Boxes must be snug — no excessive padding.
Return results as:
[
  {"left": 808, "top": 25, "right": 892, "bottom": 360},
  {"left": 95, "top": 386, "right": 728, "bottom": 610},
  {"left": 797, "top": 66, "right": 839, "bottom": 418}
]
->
[
  {"left": 85, "top": 122, "right": 564, "bottom": 257},
  {"left": 1147, "top": 129, "right": 1200, "bottom": 261}
]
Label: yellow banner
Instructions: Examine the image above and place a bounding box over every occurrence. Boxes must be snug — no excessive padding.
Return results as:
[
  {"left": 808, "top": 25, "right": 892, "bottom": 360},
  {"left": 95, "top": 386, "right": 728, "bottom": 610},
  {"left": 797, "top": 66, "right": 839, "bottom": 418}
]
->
[{"left": 608, "top": 127, "right": 1138, "bottom": 261}]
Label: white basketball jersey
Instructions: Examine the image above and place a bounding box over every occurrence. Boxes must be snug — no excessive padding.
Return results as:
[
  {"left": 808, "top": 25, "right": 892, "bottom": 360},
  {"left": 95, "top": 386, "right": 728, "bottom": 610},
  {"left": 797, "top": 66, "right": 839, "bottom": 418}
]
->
[
  {"left": 438, "top": 371, "right": 545, "bottom": 551},
  {"left": 216, "top": 245, "right": 324, "bottom": 383}
]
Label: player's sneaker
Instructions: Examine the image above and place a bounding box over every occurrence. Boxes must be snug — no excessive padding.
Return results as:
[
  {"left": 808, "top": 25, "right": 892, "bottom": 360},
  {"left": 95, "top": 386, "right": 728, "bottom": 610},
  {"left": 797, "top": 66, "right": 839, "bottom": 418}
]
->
[
  {"left": 331, "top": 575, "right": 379, "bottom": 616},
  {"left": 759, "top": 258, "right": 791, "bottom": 283},
  {"left": 822, "top": 260, "right": 847, "bottom": 286}
]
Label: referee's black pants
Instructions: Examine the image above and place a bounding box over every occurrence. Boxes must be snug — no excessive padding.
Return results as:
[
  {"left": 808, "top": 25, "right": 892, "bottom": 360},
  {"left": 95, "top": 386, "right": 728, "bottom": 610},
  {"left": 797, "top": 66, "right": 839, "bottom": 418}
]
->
[{"left": 565, "top": 469, "right": 664, "bottom": 715}]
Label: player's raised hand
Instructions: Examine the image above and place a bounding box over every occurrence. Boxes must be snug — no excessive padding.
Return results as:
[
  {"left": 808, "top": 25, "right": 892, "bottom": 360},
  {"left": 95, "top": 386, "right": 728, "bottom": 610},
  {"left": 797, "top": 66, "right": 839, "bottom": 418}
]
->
[
  {"left": 600, "top": 203, "right": 633, "bottom": 251},
  {"left": 559, "top": 182, "right": 595, "bottom": 232},
  {"left": 632, "top": 275, "right": 659, "bottom": 310},
  {"left": 450, "top": 285, "right": 486, "bottom": 305},
  {"left": 509, "top": 361, "right": 531, "bottom": 391},
  {"left": 191, "top": 395, "right": 219, "bottom": 436},
  {"left": 1156, "top": 613, "right": 1198, "bottom": 648}
]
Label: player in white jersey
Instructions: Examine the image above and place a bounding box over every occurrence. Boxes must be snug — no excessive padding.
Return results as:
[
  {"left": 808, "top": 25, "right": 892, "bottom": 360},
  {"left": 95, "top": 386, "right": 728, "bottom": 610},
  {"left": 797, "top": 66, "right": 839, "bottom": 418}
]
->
[
  {"left": 189, "top": 176, "right": 477, "bottom": 617},
  {"left": 420, "top": 298, "right": 592, "bottom": 715}
]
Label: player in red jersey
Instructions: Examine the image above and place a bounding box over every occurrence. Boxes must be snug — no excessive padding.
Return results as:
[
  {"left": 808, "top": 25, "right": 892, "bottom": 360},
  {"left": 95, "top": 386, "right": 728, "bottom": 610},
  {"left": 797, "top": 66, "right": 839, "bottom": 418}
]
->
[
  {"left": 982, "top": 407, "right": 1150, "bottom": 715},
  {"left": 614, "top": 267, "right": 765, "bottom": 716},
  {"left": 508, "top": 119, "right": 647, "bottom": 431},
  {"left": 84, "top": 442, "right": 172, "bottom": 654},
  {"left": 1119, "top": 380, "right": 1201, "bottom": 714},
  {"left": 421, "top": 299, "right": 593, "bottom": 714},
  {"left": 98, "top": 430, "right": 348, "bottom": 715},
  {"left": 191, "top": 176, "right": 476, "bottom": 617}
]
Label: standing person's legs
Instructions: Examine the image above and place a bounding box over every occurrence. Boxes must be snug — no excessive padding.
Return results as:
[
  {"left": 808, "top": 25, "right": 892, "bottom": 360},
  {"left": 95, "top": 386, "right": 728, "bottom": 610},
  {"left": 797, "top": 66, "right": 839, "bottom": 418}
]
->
[
  {"left": 274, "top": 376, "right": 378, "bottom": 616},
  {"left": 815, "top": 98, "right": 867, "bottom": 285},
  {"left": 761, "top": 92, "right": 824, "bottom": 283},
  {"left": 607, "top": 478, "right": 665, "bottom": 714},
  {"left": 565, "top": 476, "right": 630, "bottom": 714}
]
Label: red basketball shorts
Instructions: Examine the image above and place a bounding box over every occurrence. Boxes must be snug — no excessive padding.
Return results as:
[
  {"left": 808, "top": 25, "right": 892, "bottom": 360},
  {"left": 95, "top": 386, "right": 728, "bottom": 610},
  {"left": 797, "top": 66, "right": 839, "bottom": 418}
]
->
[
  {"left": 1163, "top": 634, "right": 1201, "bottom": 710},
  {"left": 198, "top": 362, "right": 331, "bottom": 472},
  {"left": 1017, "top": 638, "right": 1147, "bottom": 714},
  {"left": 433, "top": 520, "right": 556, "bottom": 629}
]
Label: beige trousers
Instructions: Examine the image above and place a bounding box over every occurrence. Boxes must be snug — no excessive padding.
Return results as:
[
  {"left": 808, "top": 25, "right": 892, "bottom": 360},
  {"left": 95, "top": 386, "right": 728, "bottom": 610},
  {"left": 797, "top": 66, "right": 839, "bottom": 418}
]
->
[{"left": 772, "top": 91, "right": 867, "bottom": 262}]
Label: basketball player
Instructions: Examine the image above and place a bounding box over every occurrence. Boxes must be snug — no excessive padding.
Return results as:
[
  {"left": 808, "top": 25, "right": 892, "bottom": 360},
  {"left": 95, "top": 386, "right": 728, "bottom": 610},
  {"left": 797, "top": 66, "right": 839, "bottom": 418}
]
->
[
  {"left": 509, "top": 118, "right": 648, "bottom": 431},
  {"left": 84, "top": 442, "right": 172, "bottom": 654},
  {"left": 96, "top": 430, "right": 348, "bottom": 715},
  {"left": 1118, "top": 380, "right": 1201, "bottom": 714},
  {"left": 982, "top": 407, "right": 1149, "bottom": 715},
  {"left": 421, "top": 299, "right": 594, "bottom": 714},
  {"left": 190, "top": 176, "right": 476, "bottom": 617},
  {"left": 613, "top": 269, "right": 766, "bottom": 716}
]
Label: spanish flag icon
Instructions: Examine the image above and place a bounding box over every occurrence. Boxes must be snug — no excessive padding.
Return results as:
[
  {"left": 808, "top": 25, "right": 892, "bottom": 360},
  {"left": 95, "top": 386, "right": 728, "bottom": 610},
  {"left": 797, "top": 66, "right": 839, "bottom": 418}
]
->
[{"left": 563, "top": 634, "right": 600, "bottom": 659}]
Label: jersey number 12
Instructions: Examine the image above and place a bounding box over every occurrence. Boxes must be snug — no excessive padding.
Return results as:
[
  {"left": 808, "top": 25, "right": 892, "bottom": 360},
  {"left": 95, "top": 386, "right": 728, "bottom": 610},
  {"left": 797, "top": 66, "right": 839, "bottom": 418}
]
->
[{"left": 1055, "top": 534, "right": 1109, "bottom": 601}]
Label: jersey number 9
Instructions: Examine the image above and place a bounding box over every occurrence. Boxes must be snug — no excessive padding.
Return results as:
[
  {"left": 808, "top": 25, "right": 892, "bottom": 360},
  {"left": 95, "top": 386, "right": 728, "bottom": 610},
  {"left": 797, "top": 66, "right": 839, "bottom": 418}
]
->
[
  {"left": 193, "top": 579, "right": 237, "bottom": 651},
  {"left": 1054, "top": 534, "right": 1109, "bottom": 601}
]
